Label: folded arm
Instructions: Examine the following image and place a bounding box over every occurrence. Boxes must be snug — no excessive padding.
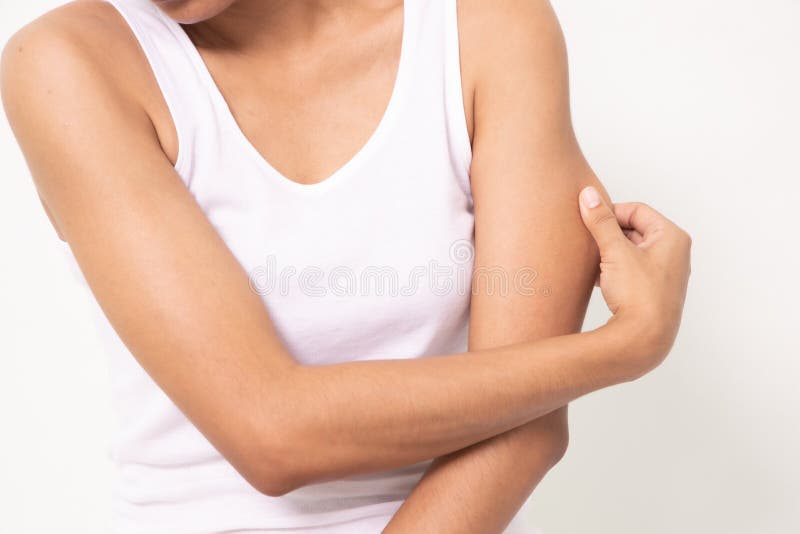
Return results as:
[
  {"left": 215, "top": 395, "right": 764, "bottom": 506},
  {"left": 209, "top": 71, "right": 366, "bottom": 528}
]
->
[
  {"left": 2, "top": 6, "right": 634, "bottom": 502},
  {"left": 386, "top": 2, "right": 614, "bottom": 531}
]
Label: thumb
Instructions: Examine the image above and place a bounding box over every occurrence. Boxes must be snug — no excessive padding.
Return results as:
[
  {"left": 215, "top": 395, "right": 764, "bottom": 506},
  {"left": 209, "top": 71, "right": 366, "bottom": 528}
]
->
[{"left": 578, "top": 186, "right": 627, "bottom": 254}]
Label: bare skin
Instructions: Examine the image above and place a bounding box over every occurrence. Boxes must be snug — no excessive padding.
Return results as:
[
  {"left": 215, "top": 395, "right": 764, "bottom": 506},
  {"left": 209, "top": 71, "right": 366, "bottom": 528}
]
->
[
  {"left": 1, "top": 0, "right": 691, "bottom": 530},
  {"left": 388, "top": 2, "right": 601, "bottom": 530}
]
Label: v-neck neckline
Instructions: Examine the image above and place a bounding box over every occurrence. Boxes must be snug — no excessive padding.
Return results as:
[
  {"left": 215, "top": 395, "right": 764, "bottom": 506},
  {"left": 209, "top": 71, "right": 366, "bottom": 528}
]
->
[{"left": 158, "top": 2, "right": 413, "bottom": 194}]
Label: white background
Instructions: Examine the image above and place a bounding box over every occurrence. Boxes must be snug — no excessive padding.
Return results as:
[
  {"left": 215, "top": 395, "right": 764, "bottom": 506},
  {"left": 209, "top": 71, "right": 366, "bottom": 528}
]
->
[{"left": 1, "top": 1, "right": 798, "bottom": 533}]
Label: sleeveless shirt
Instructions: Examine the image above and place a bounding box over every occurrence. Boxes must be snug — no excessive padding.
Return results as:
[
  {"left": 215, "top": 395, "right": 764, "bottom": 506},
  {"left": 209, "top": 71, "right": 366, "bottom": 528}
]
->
[{"left": 57, "top": 0, "right": 535, "bottom": 532}]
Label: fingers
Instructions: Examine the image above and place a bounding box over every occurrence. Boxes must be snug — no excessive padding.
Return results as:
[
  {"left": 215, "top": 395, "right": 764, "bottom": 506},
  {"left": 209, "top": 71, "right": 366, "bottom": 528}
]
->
[
  {"left": 623, "top": 228, "right": 645, "bottom": 246},
  {"left": 578, "top": 186, "right": 628, "bottom": 254},
  {"left": 615, "top": 201, "right": 692, "bottom": 253},
  {"left": 614, "top": 202, "right": 666, "bottom": 236}
]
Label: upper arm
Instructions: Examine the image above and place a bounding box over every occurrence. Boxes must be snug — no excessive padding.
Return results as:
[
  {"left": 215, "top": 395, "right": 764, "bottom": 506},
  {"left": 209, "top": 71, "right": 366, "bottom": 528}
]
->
[
  {"left": 1, "top": 11, "right": 295, "bottom": 494},
  {"left": 463, "top": 0, "right": 612, "bottom": 348}
]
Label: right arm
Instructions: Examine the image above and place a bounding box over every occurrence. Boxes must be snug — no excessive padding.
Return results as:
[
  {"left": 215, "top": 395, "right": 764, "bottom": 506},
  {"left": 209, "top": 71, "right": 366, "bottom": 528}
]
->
[{"left": 1, "top": 20, "right": 689, "bottom": 498}]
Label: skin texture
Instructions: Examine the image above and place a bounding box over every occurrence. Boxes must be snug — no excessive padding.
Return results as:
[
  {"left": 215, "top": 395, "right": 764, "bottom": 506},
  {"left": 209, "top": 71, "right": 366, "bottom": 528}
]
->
[
  {"left": 0, "top": 0, "right": 691, "bottom": 525},
  {"left": 386, "top": 1, "right": 604, "bottom": 531}
]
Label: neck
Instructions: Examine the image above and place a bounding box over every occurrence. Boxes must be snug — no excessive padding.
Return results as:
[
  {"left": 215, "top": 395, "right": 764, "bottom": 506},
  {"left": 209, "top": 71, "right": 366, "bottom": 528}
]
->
[{"left": 185, "top": 0, "right": 396, "bottom": 53}]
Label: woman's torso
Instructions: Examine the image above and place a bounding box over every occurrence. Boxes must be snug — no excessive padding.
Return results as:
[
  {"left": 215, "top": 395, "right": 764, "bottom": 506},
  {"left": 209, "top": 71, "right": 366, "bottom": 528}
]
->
[{"left": 55, "top": 0, "right": 531, "bottom": 532}]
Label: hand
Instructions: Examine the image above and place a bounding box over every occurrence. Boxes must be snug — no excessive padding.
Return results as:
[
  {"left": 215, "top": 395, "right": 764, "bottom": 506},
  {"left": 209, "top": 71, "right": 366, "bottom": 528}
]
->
[{"left": 578, "top": 186, "right": 692, "bottom": 380}]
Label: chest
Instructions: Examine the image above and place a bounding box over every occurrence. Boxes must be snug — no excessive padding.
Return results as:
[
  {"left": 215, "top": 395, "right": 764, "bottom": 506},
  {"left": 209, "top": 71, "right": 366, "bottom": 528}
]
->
[
  {"left": 185, "top": 125, "right": 474, "bottom": 363},
  {"left": 157, "top": 0, "right": 477, "bottom": 363},
  {"left": 181, "top": 9, "right": 404, "bottom": 186}
]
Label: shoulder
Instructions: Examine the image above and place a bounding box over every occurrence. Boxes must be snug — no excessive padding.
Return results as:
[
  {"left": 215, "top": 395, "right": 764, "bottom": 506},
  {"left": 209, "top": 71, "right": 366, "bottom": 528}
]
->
[
  {"left": 1, "top": 1, "right": 175, "bottom": 240},
  {"left": 1, "top": 1, "right": 160, "bottom": 128},
  {"left": 457, "top": 0, "right": 568, "bottom": 99},
  {"left": 455, "top": 0, "right": 570, "bottom": 142},
  {"left": 2, "top": 1, "right": 137, "bottom": 78},
  {"left": 458, "top": 0, "right": 566, "bottom": 64}
]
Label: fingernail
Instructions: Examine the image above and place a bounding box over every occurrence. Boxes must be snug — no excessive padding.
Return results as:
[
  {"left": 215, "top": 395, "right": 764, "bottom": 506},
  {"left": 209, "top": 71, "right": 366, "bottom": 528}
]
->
[{"left": 581, "top": 186, "right": 601, "bottom": 208}]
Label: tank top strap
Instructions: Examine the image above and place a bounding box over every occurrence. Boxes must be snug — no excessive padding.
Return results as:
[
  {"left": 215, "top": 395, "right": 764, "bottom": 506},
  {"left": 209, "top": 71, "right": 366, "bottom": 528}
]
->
[
  {"left": 406, "top": 0, "right": 473, "bottom": 200},
  {"left": 104, "top": 0, "right": 472, "bottom": 198},
  {"left": 104, "top": 0, "right": 212, "bottom": 180}
]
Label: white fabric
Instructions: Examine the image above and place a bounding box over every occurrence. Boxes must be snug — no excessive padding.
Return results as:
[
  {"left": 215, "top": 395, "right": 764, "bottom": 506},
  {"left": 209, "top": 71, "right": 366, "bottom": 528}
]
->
[{"left": 58, "top": 0, "right": 538, "bottom": 531}]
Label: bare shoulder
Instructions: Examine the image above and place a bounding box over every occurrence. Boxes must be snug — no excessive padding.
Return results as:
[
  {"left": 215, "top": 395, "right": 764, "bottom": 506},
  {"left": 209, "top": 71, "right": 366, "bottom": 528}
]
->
[
  {"left": 2, "top": 1, "right": 144, "bottom": 90},
  {"left": 456, "top": 0, "right": 568, "bottom": 139},
  {"left": 1, "top": 1, "right": 174, "bottom": 239},
  {"left": 1, "top": 0, "right": 168, "bottom": 141},
  {"left": 456, "top": 0, "right": 567, "bottom": 94},
  {"left": 458, "top": 0, "right": 593, "bottom": 202},
  {"left": 458, "top": 0, "right": 566, "bottom": 68}
]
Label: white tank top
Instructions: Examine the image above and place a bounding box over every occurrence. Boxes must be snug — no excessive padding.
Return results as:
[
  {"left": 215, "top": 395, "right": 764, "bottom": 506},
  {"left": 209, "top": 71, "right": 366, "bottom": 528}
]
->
[{"left": 58, "top": 0, "right": 530, "bottom": 532}]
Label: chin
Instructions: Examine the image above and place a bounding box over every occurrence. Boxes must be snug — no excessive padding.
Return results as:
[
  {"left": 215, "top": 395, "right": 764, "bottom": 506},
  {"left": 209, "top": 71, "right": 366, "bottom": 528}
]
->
[{"left": 150, "top": 0, "right": 236, "bottom": 24}]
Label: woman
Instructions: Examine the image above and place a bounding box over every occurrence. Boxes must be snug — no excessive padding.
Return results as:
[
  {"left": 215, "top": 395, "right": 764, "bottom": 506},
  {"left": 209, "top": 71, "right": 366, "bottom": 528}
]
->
[{"left": 1, "top": 0, "right": 691, "bottom": 532}]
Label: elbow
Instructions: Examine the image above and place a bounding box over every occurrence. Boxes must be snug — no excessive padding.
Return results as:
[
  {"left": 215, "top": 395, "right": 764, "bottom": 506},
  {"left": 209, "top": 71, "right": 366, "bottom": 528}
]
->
[
  {"left": 252, "top": 473, "right": 297, "bottom": 498},
  {"left": 537, "top": 431, "right": 568, "bottom": 470},
  {"left": 240, "top": 369, "right": 313, "bottom": 497},
  {"left": 247, "top": 452, "right": 303, "bottom": 498},
  {"left": 537, "top": 409, "right": 570, "bottom": 468},
  {"left": 245, "top": 427, "right": 313, "bottom": 497},
  {"left": 548, "top": 428, "right": 569, "bottom": 466},
  {"left": 245, "top": 441, "right": 305, "bottom": 497}
]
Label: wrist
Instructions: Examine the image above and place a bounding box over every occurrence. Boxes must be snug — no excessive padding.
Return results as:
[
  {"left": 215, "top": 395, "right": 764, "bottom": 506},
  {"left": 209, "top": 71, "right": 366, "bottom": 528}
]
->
[{"left": 595, "top": 314, "right": 665, "bottom": 382}]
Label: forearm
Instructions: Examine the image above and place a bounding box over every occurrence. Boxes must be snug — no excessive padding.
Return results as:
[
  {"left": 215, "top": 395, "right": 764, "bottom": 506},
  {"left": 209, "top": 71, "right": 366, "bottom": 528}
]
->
[
  {"left": 273, "top": 325, "right": 631, "bottom": 492},
  {"left": 384, "top": 407, "right": 567, "bottom": 533},
  {"left": 381, "top": 322, "right": 578, "bottom": 532}
]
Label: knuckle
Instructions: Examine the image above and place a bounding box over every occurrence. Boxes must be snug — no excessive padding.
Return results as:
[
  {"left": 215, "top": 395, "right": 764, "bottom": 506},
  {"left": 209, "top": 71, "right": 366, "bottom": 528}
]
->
[
  {"left": 629, "top": 201, "right": 650, "bottom": 218},
  {"left": 593, "top": 210, "right": 617, "bottom": 227}
]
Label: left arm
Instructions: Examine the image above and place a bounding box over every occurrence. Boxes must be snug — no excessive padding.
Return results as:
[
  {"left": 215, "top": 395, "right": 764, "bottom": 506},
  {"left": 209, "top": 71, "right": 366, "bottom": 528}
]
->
[{"left": 385, "top": 1, "right": 612, "bottom": 531}]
